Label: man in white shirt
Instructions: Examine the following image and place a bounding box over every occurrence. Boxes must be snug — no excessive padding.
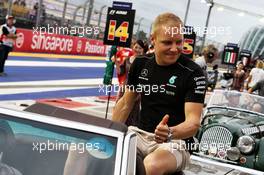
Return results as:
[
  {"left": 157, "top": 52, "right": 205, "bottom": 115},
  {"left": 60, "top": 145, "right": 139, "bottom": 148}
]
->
[
  {"left": 0, "top": 15, "right": 17, "bottom": 76},
  {"left": 195, "top": 44, "right": 218, "bottom": 84},
  {"left": 246, "top": 60, "right": 264, "bottom": 89}
]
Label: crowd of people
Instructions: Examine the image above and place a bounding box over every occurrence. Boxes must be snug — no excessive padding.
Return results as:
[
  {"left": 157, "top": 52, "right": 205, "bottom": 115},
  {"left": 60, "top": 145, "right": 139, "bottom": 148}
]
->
[
  {"left": 13, "top": 0, "right": 26, "bottom": 7},
  {"left": 0, "top": 0, "right": 46, "bottom": 23},
  {"left": 193, "top": 45, "right": 264, "bottom": 98},
  {"left": 228, "top": 59, "right": 264, "bottom": 97}
]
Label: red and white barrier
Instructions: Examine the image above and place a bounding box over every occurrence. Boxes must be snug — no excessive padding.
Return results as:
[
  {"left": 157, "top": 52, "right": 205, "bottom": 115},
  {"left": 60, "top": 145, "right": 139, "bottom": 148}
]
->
[{"left": 13, "top": 28, "right": 109, "bottom": 57}]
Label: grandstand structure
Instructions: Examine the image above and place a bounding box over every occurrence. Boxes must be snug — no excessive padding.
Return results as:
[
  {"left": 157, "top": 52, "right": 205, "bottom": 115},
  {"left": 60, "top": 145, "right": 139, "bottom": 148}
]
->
[
  {"left": 0, "top": 0, "right": 108, "bottom": 38},
  {"left": 239, "top": 25, "right": 264, "bottom": 59}
]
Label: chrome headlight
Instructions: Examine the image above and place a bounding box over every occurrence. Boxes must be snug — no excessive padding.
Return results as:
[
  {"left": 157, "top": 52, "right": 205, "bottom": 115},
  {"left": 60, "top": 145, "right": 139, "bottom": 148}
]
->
[
  {"left": 237, "top": 136, "right": 255, "bottom": 154},
  {"left": 226, "top": 147, "right": 240, "bottom": 161}
]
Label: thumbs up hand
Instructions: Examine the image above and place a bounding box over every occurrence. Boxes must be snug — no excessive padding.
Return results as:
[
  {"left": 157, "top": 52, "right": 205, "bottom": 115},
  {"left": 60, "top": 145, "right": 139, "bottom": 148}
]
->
[{"left": 154, "top": 114, "right": 170, "bottom": 143}]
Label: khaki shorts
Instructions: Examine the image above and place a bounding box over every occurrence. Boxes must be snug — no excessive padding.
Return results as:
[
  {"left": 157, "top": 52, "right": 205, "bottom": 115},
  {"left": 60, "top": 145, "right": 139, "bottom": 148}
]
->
[{"left": 128, "top": 126, "right": 190, "bottom": 171}]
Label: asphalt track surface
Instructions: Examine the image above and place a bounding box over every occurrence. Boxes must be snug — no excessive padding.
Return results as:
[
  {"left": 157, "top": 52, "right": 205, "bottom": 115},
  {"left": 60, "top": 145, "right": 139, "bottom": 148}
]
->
[{"left": 0, "top": 53, "right": 116, "bottom": 101}]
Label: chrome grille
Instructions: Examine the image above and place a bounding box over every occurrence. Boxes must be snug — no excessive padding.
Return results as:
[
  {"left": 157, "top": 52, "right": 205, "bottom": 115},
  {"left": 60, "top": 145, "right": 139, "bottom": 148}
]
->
[
  {"left": 242, "top": 125, "right": 264, "bottom": 135},
  {"left": 200, "top": 126, "right": 233, "bottom": 152}
]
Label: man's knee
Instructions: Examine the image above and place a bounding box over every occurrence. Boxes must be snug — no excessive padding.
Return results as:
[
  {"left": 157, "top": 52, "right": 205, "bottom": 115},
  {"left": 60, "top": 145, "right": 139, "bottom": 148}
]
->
[
  {"left": 144, "top": 157, "right": 164, "bottom": 175},
  {"left": 143, "top": 150, "right": 177, "bottom": 175}
]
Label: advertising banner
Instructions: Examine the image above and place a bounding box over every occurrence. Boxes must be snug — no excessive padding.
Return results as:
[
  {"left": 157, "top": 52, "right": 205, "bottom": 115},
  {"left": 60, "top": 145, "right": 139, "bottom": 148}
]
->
[{"left": 13, "top": 28, "right": 108, "bottom": 56}]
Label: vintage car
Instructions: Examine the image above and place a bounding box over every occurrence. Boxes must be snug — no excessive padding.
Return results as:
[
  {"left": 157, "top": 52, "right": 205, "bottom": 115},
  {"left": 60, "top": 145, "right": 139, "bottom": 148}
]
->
[
  {"left": 1, "top": 91, "right": 264, "bottom": 175},
  {"left": 0, "top": 103, "right": 137, "bottom": 175},
  {"left": 192, "top": 90, "right": 264, "bottom": 174}
]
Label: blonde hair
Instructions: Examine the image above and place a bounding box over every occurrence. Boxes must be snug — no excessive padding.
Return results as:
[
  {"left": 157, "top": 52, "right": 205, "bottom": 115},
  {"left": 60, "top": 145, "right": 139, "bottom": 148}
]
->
[
  {"left": 256, "top": 60, "right": 264, "bottom": 69},
  {"left": 202, "top": 44, "right": 218, "bottom": 55},
  {"left": 152, "top": 13, "right": 183, "bottom": 36}
]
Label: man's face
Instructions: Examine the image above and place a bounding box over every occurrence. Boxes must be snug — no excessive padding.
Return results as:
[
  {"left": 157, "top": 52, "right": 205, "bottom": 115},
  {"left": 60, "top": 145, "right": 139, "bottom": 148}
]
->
[
  {"left": 7, "top": 19, "right": 14, "bottom": 26},
  {"left": 152, "top": 23, "right": 183, "bottom": 66}
]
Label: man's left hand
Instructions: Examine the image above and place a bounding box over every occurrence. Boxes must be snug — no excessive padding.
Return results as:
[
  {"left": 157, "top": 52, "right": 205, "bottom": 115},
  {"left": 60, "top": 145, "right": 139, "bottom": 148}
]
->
[{"left": 154, "top": 114, "right": 170, "bottom": 143}]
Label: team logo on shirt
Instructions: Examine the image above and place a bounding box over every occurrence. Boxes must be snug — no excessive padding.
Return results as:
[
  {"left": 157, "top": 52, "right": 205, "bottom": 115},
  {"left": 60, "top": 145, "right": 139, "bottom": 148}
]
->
[
  {"left": 141, "top": 69, "right": 148, "bottom": 77},
  {"left": 169, "top": 76, "right": 177, "bottom": 84},
  {"left": 166, "top": 75, "right": 177, "bottom": 93},
  {"left": 194, "top": 76, "right": 206, "bottom": 94}
]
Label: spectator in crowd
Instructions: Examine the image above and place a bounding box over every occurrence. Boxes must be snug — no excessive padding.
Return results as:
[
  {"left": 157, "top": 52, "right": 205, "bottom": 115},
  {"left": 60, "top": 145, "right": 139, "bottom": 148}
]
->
[
  {"left": 33, "top": 2, "right": 38, "bottom": 10},
  {"left": 113, "top": 39, "right": 147, "bottom": 97},
  {"left": 13, "top": 0, "right": 26, "bottom": 6},
  {"left": 195, "top": 45, "right": 218, "bottom": 70},
  {"left": 195, "top": 44, "right": 218, "bottom": 84},
  {"left": 13, "top": 0, "right": 20, "bottom": 5},
  {"left": 29, "top": 2, "right": 38, "bottom": 21},
  {"left": 246, "top": 59, "right": 264, "bottom": 89},
  {"left": 41, "top": 4, "right": 46, "bottom": 23},
  {"left": 248, "top": 79, "right": 264, "bottom": 97},
  {"left": 0, "top": 15, "right": 17, "bottom": 76},
  {"left": 146, "top": 44, "right": 155, "bottom": 54},
  {"left": 207, "top": 64, "right": 219, "bottom": 91},
  {"left": 231, "top": 61, "right": 246, "bottom": 91},
  {"left": 20, "top": 0, "right": 26, "bottom": 7}
]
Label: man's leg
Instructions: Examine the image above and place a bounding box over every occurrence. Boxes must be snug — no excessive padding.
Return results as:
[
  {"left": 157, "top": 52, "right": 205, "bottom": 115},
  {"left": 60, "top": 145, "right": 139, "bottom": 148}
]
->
[
  {"left": 0, "top": 45, "right": 5, "bottom": 73},
  {"left": 143, "top": 149, "right": 177, "bottom": 175},
  {"left": 0, "top": 45, "right": 11, "bottom": 74},
  {"left": 3, "top": 45, "right": 11, "bottom": 61},
  {"left": 143, "top": 140, "right": 189, "bottom": 175}
]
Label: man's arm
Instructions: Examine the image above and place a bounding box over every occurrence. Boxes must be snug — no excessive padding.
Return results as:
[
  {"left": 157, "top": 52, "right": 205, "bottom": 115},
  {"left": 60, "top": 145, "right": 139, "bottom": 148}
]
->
[
  {"left": 248, "top": 87, "right": 254, "bottom": 94},
  {"left": 112, "top": 88, "right": 138, "bottom": 123},
  {"left": 170, "top": 102, "right": 203, "bottom": 139},
  {"left": 248, "top": 82, "right": 259, "bottom": 94},
  {"left": 154, "top": 102, "right": 203, "bottom": 142},
  {"left": 246, "top": 75, "right": 252, "bottom": 89}
]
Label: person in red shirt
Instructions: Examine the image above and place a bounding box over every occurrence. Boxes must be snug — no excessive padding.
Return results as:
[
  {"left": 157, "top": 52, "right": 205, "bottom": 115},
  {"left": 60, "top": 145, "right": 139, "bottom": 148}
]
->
[
  {"left": 114, "top": 47, "right": 135, "bottom": 85},
  {"left": 112, "top": 39, "right": 147, "bottom": 87}
]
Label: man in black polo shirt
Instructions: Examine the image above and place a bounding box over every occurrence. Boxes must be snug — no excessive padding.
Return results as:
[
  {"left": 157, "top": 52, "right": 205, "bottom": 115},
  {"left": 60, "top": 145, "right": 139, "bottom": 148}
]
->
[{"left": 112, "top": 13, "right": 206, "bottom": 174}]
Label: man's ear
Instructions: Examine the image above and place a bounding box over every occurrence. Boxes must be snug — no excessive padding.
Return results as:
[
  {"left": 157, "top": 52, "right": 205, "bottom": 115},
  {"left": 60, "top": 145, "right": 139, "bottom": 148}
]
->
[{"left": 150, "top": 34, "right": 155, "bottom": 46}]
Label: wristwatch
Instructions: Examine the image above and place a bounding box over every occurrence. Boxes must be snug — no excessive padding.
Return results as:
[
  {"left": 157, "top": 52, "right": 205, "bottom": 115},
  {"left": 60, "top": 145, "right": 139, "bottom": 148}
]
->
[{"left": 167, "top": 127, "right": 173, "bottom": 142}]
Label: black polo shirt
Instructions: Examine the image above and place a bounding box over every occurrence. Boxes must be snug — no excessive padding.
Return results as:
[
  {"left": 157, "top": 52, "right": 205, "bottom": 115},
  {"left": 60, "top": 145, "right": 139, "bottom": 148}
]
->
[{"left": 127, "top": 54, "right": 206, "bottom": 133}]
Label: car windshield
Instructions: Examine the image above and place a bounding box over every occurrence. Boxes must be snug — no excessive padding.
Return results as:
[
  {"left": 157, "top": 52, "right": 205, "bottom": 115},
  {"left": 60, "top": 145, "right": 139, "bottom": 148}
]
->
[
  {"left": 207, "top": 90, "right": 264, "bottom": 115},
  {"left": 0, "top": 115, "right": 118, "bottom": 175}
]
